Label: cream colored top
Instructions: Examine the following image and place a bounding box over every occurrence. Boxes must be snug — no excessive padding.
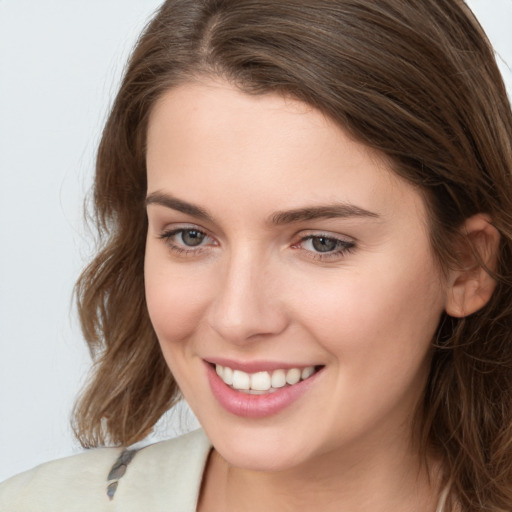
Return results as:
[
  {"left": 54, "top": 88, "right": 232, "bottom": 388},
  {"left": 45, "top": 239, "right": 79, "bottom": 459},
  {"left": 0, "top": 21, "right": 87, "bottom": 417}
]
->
[
  {"left": 1, "top": 428, "right": 448, "bottom": 511},
  {"left": 0, "top": 429, "right": 211, "bottom": 511}
]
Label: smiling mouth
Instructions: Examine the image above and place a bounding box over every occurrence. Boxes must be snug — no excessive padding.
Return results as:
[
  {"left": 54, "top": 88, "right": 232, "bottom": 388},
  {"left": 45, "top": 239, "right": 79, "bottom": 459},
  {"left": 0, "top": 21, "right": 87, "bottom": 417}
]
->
[{"left": 214, "top": 364, "right": 323, "bottom": 394}]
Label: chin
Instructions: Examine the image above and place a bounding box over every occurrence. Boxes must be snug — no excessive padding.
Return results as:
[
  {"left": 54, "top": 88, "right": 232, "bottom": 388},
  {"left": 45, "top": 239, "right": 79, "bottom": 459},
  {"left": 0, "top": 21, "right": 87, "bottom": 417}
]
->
[
  {"left": 204, "top": 422, "right": 315, "bottom": 473},
  {"left": 220, "top": 445, "right": 306, "bottom": 473}
]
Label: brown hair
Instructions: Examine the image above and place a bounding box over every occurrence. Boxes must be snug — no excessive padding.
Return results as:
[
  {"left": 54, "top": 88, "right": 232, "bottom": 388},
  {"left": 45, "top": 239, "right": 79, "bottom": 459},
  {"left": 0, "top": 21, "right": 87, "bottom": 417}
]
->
[{"left": 73, "top": 1, "right": 512, "bottom": 509}]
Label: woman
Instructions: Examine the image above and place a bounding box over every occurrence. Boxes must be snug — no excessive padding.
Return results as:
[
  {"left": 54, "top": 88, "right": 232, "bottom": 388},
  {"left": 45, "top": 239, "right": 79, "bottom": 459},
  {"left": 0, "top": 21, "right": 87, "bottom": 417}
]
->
[{"left": 1, "top": 0, "right": 511, "bottom": 510}]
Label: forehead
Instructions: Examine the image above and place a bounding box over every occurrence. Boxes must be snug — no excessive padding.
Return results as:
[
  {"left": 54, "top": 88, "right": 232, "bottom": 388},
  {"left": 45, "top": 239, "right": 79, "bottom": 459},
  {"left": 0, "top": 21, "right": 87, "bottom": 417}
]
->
[{"left": 146, "top": 80, "right": 426, "bottom": 228}]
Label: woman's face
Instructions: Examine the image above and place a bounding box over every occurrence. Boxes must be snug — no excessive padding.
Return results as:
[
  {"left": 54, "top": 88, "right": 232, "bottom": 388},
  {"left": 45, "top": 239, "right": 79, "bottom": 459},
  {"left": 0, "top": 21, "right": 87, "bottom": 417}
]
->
[{"left": 145, "top": 80, "right": 448, "bottom": 472}]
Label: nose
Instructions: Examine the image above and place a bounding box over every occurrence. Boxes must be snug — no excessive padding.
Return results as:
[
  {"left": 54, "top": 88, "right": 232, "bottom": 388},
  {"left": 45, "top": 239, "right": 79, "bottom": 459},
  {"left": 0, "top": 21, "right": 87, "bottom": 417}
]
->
[{"left": 207, "top": 247, "right": 289, "bottom": 344}]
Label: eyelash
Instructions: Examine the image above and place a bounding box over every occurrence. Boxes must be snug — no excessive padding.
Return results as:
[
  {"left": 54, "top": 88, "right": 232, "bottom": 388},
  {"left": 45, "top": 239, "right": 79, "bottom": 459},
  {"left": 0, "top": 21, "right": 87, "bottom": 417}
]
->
[
  {"left": 158, "top": 227, "right": 214, "bottom": 256},
  {"left": 294, "top": 234, "right": 356, "bottom": 261},
  {"left": 158, "top": 228, "right": 356, "bottom": 261}
]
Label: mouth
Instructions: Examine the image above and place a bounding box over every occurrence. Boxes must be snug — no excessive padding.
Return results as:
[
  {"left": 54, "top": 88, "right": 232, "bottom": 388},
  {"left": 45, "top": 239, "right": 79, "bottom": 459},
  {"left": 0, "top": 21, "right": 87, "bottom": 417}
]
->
[
  {"left": 205, "top": 360, "right": 324, "bottom": 418},
  {"left": 214, "top": 363, "right": 322, "bottom": 395}
]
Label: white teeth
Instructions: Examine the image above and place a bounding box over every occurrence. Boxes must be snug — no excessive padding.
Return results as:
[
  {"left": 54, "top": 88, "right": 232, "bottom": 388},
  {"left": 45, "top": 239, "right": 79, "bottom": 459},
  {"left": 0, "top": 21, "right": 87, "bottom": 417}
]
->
[
  {"left": 232, "top": 370, "right": 250, "bottom": 390},
  {"left": 286, "top": 368, "right": 301, "bottom": 385},
  {"left": 223, "top": 366, "right": 234, "bottom": 385},
  {"left": 250, "top": 371, "right": 271, "bottom": 391},
  {"left": 301, "top": 366, "right": 315, "bottom": 379},
  {"left": 215, "top": 364, "right": 318, "bottom": 393},
  {"left": 271, "top": 369, "right": 286, "bottom": 388}
]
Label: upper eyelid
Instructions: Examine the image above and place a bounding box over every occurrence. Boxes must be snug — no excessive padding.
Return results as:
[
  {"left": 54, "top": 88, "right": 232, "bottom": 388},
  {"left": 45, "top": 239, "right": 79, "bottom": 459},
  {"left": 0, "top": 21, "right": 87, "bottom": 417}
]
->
[
  {"left": 147, "top": 209, "right": 220, "bottom": 236},
  {"left": 160, "top": 226, "right": 212, "bottom": 239},
  {"left": 159, "top": 223, "right": 212, "bottom": 237},
  {"left": 295, "top": 230, "right": 356, "bottom": 243}
]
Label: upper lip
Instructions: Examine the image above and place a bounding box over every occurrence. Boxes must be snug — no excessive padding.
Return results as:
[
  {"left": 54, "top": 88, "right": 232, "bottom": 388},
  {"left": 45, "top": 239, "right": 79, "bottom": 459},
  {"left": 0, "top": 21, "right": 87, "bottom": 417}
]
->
[{"left": 204, "top": 357, "right": 321, "bottom": 373}]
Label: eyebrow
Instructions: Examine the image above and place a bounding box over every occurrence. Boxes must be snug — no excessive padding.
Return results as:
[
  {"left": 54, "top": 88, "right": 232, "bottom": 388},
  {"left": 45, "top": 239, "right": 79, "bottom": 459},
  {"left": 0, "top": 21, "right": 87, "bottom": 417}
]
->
[
  {"left": 146, "top": 192, "right": 213, "bottom": 222},
  {"left": 146, "top": 192, "right": 380, "bottom": 225},
  {"left": 270, "top": 204, "right": 380, "bottom": 225}
]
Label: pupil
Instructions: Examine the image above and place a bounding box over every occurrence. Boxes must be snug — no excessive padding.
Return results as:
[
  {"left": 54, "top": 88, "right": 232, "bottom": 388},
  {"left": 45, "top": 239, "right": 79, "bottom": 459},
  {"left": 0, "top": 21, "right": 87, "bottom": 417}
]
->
[
  {"left": 182, "top": 230, "right": 205, "bottom": 246},
  {"left": 312, "top": 237, "right": 338, "bottom": 253}
]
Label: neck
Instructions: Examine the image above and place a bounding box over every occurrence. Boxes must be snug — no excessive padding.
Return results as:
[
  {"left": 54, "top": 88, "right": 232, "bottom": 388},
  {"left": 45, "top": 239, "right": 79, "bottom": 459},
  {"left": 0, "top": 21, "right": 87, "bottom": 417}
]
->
[{"left": 199, "top": 431, "right": 443, "bottom": 512}]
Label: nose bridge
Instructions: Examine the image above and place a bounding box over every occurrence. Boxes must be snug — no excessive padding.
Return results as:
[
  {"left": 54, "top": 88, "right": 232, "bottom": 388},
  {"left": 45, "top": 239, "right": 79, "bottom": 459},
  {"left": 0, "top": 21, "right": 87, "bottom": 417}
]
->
[{"left": 208, "top": 242, "right": 287, "bottom": 343}]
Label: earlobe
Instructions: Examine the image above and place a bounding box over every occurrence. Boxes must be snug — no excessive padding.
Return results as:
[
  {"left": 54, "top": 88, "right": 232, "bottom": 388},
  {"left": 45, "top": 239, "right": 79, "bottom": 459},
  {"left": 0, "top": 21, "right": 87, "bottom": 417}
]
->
[{"left": 445, "top": 214, "right": 500, "bottom": 318}]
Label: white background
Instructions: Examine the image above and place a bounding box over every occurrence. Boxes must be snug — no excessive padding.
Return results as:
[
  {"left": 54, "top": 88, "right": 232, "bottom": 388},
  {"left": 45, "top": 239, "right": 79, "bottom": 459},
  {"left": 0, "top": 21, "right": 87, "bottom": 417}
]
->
[{"left": 0, "top": 0, "right": 511, "bottom": 481}]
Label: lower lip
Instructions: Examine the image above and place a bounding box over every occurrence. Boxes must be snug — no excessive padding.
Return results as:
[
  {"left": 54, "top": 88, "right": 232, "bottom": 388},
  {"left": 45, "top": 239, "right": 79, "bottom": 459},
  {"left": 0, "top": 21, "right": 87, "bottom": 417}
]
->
[{"left": 205, "top": 363, "right": 322, "bottom": 418}]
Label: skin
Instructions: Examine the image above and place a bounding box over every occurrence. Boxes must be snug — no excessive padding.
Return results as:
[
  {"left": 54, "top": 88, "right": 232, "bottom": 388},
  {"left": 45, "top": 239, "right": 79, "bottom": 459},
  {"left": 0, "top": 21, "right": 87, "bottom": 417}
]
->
[{"left": 144, "top": 79, "right": 452, "bottom": 511}]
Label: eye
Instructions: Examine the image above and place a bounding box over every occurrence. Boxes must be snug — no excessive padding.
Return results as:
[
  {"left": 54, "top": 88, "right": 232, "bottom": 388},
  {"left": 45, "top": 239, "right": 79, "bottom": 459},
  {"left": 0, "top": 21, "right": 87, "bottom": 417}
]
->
[
  {"left": 178, "top": 229, "right": 206, "bottom": 247},
  {"left": 308, "top": 236, "right": 343, "bottom": 253},
  {"left": 158, "top": 227, "right": 216, "bottom": 255},
  {"left": 295, "top": 233, "right": 355, "bottom": 260}
]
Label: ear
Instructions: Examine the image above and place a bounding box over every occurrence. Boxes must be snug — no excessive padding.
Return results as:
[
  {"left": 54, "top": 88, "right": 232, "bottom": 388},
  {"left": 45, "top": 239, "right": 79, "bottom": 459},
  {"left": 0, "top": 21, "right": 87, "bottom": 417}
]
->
[{"left": 445, "top": 214, "right": 500, "bottom": 318}]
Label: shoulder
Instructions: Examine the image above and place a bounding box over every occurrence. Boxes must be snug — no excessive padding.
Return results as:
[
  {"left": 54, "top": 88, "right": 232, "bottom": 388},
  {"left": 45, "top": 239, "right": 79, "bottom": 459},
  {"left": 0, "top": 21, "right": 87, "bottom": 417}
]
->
[
  {"left": 0, "top": 444, "right": 124, "bottom": 511},
  {"left": 0, "top": 429, "right": 211, "bottom": 512}
]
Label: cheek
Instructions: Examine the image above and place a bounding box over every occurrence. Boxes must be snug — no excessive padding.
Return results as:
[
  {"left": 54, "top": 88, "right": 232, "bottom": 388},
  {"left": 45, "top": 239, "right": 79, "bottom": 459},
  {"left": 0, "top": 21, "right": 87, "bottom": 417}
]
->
[
  {"left": 144, "top": 249, "right": 211, "bottom": 348},
  {"left": 292, "top": 252, "right": 445, "bottom": 368},
  {"left": 291, "top": 257, "right": 445, "bottom": 432}
]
